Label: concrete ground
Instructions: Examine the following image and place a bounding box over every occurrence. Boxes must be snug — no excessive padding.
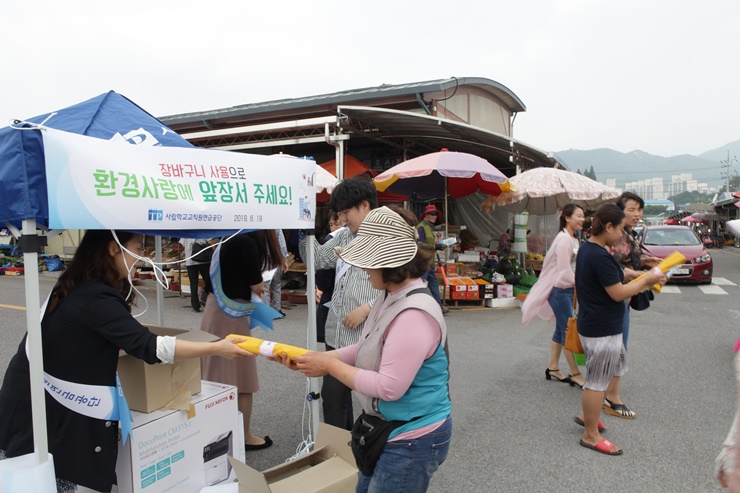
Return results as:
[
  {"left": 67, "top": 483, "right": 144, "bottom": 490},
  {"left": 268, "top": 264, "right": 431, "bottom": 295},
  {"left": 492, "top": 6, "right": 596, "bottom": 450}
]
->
[{"left": 1, "top": 246, "right": 739, "bottom": 492}]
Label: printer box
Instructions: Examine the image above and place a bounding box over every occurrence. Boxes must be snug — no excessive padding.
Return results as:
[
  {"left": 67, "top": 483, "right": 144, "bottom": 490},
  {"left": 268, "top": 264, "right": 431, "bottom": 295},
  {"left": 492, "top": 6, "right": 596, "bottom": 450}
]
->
[
  {"left": 230, "top": 423, "right": 358, "bottom": 493},
  {"left": 118, "top": 326, "right": 219, "bottom": 412},
  {"left": 116, "top": 381, "right": 242, "bottom": 493}
]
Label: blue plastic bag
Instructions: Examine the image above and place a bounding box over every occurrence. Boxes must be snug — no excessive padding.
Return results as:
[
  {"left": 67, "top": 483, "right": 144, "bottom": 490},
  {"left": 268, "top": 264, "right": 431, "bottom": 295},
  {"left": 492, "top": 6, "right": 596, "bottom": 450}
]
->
[{"left": 43, "top": 257, "right": 64, "bottom": 272}]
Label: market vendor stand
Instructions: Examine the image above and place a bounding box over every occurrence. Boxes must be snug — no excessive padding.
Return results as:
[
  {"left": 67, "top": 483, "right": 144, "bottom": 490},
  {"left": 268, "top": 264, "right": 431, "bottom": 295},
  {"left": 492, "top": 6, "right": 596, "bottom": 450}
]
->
[{"left": 0, "top": 92, "right": 322, "bottom": 491}]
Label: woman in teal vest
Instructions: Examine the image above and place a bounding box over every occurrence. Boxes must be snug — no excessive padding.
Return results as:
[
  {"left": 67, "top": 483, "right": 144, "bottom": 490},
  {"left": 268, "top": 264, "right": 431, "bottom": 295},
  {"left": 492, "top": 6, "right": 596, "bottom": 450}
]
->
[{"left": 273, "top": 206, "right": 452, "bottom": 493}]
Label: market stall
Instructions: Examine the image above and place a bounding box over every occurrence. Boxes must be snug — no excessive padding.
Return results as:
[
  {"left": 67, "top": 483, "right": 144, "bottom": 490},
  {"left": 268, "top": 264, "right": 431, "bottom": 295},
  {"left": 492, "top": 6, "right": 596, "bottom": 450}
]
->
[{"left": 0, "top": 92, "right": 321, "bottom": 491}]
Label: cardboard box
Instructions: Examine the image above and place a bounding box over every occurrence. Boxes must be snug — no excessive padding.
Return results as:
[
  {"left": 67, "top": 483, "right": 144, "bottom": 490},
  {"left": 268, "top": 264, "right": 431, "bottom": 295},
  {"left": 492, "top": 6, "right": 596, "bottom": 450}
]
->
[
  {"left": 116, "top": 381, "right": 242, "bottom": 493},
  {"left": 495, "top": 284, "right": 514, "bottom": 299},
  {"left": 118, "top": 326, "right": 219, "bottom": 413},
  {"left": 230, "top": 423, "right": 357, "bottom": 493}
]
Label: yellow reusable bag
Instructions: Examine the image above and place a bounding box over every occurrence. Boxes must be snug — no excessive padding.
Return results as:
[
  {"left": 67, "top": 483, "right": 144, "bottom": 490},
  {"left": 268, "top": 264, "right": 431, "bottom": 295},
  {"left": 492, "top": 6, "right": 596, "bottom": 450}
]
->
[{"left": 227, "top": 334, "right": 310, "bottom": 361}]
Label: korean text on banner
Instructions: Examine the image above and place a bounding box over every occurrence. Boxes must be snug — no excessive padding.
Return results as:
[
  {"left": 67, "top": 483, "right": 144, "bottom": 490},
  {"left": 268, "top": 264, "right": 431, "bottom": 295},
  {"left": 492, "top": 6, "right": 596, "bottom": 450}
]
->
[{"left": 41, "top": 128, "right": 317, "bottom": 230}]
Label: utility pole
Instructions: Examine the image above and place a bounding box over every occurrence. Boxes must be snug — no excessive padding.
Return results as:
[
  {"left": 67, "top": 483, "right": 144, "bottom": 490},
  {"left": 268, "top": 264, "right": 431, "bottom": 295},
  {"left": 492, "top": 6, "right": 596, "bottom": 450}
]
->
[{"left": 720, "top": 150, "right": 738, "bottom": 193}]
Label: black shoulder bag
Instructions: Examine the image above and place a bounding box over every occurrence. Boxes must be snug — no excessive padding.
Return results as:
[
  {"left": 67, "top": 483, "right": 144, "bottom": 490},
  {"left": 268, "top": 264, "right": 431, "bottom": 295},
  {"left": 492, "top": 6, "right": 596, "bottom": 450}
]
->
[
  {"left": 192, "top": 241, "right": 213, "bottom": 263},
  {"left": 627, "top": 238, "right": 653, "bottom": 311}
]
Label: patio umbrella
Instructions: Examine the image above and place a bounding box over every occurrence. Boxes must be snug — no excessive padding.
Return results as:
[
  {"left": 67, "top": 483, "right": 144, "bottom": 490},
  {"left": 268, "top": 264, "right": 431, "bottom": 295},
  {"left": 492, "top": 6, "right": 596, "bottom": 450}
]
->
[
  {"left": 373, "top": 149, "right": 512, "bottom": 199},
  {"left": 663, "top": 218, "right": 680, "bottom": 225},
  {"left": 314, "top": 164, "right": 339, "bottom": 193},
  {"left": 481, "top": 167, "right": 620, "bottom": 215},
  {"left": 680, "top": 215, "right": 708, "bottom": 224}
]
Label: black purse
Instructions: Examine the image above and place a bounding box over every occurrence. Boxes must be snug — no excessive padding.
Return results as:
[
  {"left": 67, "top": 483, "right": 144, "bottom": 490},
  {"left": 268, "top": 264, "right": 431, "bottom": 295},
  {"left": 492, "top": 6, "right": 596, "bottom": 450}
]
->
[
  {"left": 350, "top": 412, "right": 409, "bottom": 477},
  {"left": 629, "top": 289, "right": 653, "bottom": 311},
  {"left": 628, "top": 240, "right": 653, "bottom": 311}
]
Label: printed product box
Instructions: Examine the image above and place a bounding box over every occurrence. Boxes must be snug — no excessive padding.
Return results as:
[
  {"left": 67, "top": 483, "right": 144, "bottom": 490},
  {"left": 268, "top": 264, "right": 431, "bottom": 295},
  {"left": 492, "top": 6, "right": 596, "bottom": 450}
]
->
[
  {"left": 230, "top": 423, "right": 357, "bottom": 493},
  {"left": 118, "top": 326, "right": 219, "bottom": 413},
  {"left": 116, "top": 381, "right": 242, "bottom": 493},
  {"left": 495, "top": 284, "right": 514, "bottom": 299},
  {"left": 447, "top": 278, "right": 468, "bottom": 300},
  {"left": 473, "top": 279, "right": 495, "bottom": 298}
]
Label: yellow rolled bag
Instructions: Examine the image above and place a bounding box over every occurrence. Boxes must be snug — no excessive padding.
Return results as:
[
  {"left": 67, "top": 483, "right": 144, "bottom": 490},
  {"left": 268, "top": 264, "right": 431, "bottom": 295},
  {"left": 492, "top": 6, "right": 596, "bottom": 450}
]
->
[
  {"left": 226, "top": 334, "right": 310, "bottom": 361},
  {"left": 629, "top": 251, "right": 687, "bottom": 294}
]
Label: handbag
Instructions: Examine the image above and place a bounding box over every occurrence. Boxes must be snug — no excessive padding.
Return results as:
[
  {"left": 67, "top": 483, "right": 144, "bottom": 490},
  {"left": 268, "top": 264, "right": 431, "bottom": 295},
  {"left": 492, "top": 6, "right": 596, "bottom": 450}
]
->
[
  {"left": 629, "top": 289, "right": 653, "bottom": 311},
  {"left": 564, "top": 289, "right": 584, "bottom": 354},
  {"left": 192, "top": 240, "right": 213, "bottom": 263},
  {"left": 351, "top": 412, "right": 409, "bottom": 477},
  {"left": 628, "top": 242, "right": 652, "bottom": 311}
]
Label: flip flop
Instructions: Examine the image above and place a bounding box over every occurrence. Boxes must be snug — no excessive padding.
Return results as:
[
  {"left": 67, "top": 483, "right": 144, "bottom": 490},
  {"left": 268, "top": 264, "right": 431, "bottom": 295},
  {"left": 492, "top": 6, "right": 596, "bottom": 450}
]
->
[
  {"left": 579, "top": 438, "right": 623, "bottom": 456},
  {"left": 574, "top": 416, "right": 606, "bottom": 432},
  {"left": 245, "top": 435, "right": 273, "bottom": 451}
]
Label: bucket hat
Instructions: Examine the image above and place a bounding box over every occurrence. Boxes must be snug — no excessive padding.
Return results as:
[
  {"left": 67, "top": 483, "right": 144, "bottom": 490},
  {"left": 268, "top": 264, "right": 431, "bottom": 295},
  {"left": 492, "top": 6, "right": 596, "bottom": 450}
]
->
[
  {"left": 421, "top": 204, "right": 441, "bottom": 217},
  {"left": 337, "top": 206, "right": 418, "bottom": 269}
]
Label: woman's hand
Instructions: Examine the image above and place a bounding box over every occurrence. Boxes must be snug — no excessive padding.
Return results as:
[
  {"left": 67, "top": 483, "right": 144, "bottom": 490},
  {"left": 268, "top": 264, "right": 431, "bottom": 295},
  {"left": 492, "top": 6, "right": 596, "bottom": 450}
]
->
[
  {"left": 343, "top": 304, "right": 371, "bottom": 330},
  {"left": 213, "top": 337, "right": 253, "bottom": 359},
  {"left": 292, "top": 352, "right": 333, "bottom": 377},
  {"left": 268, "top": 351, "right": 300, "bottom": 371},
  {"left": 251, "top": 281, "right": 265, "bottom": 296},
  {"left": 644, "top": 268, "right": 667, "bottom": 287}
]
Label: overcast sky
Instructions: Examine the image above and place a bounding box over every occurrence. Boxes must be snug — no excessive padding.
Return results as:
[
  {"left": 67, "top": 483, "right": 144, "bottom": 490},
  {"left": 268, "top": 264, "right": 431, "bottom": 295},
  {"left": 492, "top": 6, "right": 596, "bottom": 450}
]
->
[{"left": 2, "top": 0, "right": 738, "bottom": 159}]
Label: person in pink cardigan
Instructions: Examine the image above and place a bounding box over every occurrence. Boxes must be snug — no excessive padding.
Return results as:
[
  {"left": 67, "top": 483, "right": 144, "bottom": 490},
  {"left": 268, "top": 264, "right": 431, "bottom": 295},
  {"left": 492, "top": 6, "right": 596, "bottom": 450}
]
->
[
  {"left": 716, "top": 339, "right": 740, "bottom": 491},
  {"left": 521, "top": 204, "right": 586, "bottom": 388}
]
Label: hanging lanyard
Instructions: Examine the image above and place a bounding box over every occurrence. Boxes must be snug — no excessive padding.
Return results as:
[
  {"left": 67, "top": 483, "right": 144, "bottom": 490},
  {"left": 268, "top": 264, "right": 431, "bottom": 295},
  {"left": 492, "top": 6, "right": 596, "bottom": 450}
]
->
[{"left": 209, "top": 243, "right": 281, "bottom": 331}]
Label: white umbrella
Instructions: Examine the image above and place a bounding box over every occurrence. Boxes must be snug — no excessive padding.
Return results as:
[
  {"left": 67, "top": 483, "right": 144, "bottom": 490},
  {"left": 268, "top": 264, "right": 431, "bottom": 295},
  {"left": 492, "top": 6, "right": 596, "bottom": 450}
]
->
[
  {"left": 482, "top": 167, "right": 621, "bottom": 214},
  {"left": 314, "top": 165, "right": 339, "bottom": 193}
]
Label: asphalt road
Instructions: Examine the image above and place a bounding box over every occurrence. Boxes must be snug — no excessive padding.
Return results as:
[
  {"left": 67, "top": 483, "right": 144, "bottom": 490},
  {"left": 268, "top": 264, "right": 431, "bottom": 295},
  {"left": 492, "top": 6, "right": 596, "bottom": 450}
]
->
[{"left": 1, "top": 247, "right": 739, "bottom": 492}]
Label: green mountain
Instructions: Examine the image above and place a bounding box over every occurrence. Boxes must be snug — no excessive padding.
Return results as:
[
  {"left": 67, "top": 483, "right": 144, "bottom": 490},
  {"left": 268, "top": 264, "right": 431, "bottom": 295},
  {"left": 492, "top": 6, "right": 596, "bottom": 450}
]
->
[{"left": 554, "top": 148, "right": 725, "bottom": 190}]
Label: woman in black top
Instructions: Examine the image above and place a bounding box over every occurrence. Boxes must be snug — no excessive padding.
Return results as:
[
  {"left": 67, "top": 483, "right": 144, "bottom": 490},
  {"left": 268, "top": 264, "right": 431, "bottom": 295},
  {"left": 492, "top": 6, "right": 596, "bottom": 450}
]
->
[
  {"left": 0, "top": 231, "right": 250, "bottom": 493},
  {"left": 574, "top": 205, "right": 664, "bottom": 456},
  {"left": 200, "top": 230, "right": 283, "bottom": 452}
]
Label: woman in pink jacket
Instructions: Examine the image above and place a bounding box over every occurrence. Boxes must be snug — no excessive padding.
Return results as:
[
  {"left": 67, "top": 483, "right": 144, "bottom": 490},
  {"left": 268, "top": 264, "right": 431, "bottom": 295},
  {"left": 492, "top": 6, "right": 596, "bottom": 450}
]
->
[{"left": 521, "top": 204, "right": 585, "bottom": 388}]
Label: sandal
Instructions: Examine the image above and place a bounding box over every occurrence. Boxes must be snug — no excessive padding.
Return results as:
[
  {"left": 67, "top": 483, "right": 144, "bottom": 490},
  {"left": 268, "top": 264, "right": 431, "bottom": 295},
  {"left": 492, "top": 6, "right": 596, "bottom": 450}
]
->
[
  {"left": 545, "top": 368, "right": 570, "bottom": 383},
  {"left": 574, "top": 416, "right": 606, "bottom": 432},
  {"left": 568, "top": 372, "right": 584, "bottom": 389},
  {"left": 603, "top": 397, "right": 636, "bottom": 419},
  {"left": 579, "top": 438, "right": 623, "bottom": 456}
]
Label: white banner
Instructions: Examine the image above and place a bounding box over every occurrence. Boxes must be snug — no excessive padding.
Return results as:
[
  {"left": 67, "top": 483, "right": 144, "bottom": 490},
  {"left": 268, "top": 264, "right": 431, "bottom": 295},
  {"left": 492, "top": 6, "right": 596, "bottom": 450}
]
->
[{"left": 42, "top": 128, "right": 317, "bottom": 230}]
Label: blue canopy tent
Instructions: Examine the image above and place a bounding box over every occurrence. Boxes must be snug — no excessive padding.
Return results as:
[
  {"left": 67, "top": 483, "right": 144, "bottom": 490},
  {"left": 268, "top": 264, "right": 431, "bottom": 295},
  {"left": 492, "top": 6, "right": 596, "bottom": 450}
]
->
[{"left": 0, "top": 92, "right": 320, "bottom": 485}]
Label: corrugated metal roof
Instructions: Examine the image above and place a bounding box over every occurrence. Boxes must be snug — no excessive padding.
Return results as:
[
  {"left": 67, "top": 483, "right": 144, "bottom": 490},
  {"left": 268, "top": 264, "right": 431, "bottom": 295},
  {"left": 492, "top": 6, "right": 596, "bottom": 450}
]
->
[{"left": 160, "top": 77, "right": 526, "bottom": 126}]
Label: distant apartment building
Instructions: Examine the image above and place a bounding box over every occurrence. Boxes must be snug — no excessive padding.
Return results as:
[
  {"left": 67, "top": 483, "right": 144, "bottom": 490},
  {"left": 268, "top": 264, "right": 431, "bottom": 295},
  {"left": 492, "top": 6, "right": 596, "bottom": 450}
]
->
[
  {"left": 625, "top": 177, "right": 665, "bottom": 200},
  {"left": 605, "top": 178, "right": 617, "bottom": 189}
]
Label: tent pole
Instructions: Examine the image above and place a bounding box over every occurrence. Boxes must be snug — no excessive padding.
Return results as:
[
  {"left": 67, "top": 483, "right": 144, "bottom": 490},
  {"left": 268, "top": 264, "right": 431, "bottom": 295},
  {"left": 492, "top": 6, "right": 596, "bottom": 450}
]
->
[
  {"left": 155, "top": 236, "right": 165, "bottom": 326},
  {"left": 444, "top": 177, "right": 449, "bottom": 238},
  {"left": 23, "top": 218, "right": 49, "bottom": 464},
  {"left": 304, "top": 232, "right": 320, "bottom": 442}
]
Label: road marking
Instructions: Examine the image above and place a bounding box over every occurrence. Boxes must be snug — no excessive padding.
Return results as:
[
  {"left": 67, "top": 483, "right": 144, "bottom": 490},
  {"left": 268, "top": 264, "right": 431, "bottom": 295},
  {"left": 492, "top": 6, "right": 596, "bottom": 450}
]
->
[
  {"left": 0, "top": 303, "right": 26, "bottom": 311},
  {"left": 712, "top": 277, "right": 737, "bottom": 286},
  {"left": 660, "top": 286, "right": 681, "bottom": 294},
  {"left": 715, "top": 249, "right": 740, "bottom": 258},
  {"left": 698, "top": 285, "right": 728, "bottom": 295}
]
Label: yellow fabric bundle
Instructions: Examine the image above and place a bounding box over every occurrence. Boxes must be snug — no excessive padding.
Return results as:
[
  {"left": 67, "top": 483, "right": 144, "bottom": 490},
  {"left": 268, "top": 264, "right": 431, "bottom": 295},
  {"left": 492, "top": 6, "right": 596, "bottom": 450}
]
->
[
  {"left": 629, "top": 251, "right": 687, "bottom": 294},
  {"left": 226, "top": 334, "right": 310, "bottom": 361}
]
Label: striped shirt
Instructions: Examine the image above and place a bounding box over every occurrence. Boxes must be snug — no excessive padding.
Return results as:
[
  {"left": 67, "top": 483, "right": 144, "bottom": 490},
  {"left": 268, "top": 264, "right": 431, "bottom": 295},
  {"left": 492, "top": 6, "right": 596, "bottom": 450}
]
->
[{"left": 300, "top": 227, "right": 380, "bottom": 348}]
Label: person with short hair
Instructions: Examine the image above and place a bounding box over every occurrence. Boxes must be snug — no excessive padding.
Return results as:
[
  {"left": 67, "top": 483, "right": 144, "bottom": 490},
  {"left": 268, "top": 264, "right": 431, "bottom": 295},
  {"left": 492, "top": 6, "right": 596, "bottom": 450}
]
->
[
  {"left": 275, "top": 206, "right": 451, "bottom": 492},
  {"left": 574, "top": 205, "right": 665, "bottom": 456},
  {"left": 299, "top": 176, "right": 381, "bottom": 430},
  {"left": 416, "top": 204, "right": 447, "bottom": 313},
  {"left": 604, "top": 191, "right": 661, "bottom": 419}
]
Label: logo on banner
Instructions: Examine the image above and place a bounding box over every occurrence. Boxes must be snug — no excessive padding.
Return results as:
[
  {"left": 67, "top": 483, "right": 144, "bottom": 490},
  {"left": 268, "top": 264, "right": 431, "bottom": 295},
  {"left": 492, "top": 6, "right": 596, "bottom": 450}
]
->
[
  {"left": 148, "top": 209, "right": 163, "bottom": 221},
  {"left": 110, "top": 128, "right": 161, "bottom": 147}
]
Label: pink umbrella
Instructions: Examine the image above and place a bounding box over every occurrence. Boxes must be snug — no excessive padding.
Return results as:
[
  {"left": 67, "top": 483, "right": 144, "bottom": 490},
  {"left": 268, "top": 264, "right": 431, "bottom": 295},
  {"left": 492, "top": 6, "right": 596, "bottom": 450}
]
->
[{"left": 373, "top": 149, "right": 512, "bottom": 199}]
